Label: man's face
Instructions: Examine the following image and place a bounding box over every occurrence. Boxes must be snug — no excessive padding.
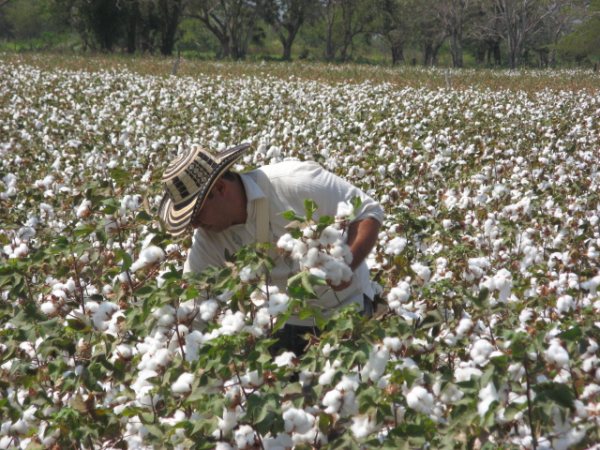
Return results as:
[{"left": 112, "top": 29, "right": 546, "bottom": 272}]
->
[{"left": 189, "top": 181, "right": 234, "bottom": 232}]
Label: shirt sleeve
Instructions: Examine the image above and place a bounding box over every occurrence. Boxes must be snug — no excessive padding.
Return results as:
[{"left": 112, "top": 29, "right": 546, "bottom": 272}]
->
[
  {"left": 183, "top": 229, "right": 227, "bottom": 274},
  {"left": 268, "top": 161, "right": 384, "bottom": 225}
]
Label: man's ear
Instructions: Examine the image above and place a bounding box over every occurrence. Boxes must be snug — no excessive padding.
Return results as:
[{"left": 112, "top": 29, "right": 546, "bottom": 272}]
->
[{"left": 213, "top": 178, "right": 227, "bottom": 196}]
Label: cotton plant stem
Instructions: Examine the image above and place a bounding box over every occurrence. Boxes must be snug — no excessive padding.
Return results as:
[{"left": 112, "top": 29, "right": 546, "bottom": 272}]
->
[{"left": 523, "top": 356, "right": 538, "bottom": 450}]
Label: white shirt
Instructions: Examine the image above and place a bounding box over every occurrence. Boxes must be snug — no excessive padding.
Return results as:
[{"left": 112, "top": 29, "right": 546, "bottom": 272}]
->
[{"left": 184, "top": 160, "right": 385, "bottom": 325}]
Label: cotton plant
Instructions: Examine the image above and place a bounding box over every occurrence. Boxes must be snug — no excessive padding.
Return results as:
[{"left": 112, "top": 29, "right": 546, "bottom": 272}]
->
[{"left": 1, "top": 59, "right": 600, "bottom": 448}]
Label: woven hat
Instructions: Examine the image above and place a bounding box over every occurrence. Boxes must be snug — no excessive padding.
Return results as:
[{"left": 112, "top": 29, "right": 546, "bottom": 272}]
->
[{"left": 158, "top": 143, "right": 251, "bottom": 236}]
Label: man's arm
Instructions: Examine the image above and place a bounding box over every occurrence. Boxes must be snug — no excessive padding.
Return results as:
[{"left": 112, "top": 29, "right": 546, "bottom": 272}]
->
[
  {"left": 346, "top": 217, "right": 381, "bottom": 271},
  {"left": 331, "top": 216, "right": 381, "bottom": 291}
]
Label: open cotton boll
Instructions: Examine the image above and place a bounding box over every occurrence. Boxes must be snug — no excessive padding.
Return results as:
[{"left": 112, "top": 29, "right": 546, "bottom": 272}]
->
[
  {"left": 283, "top": 407, "right": 315, "bottom": 434},
  {"left": 276, "top": 233, "right": 295, "bottom": 252},
  {"left": 40, "top": 301, "right": 57, "bottom": 316},
  {"left": 239, "top": 266, "right": 257, "bottom": 283},
  {"left": 91, "top": 302, "right": 119, "bottom": 330},
  {"left": 384, "top": 236, "right": 407, "bottom": 255},
  {"left": 274, "top": 351, "right": 297, "bottom": 368},
  {"left": 319, "top": 226, "right": 343, "bottom": 247},
  {"left": 130, "top": 245, "right": 165, "bottom": 272},
  {"left": 411, "top": 262, "right": 431, "bottom": 284},
  {"left": 556, "top": 295, "right": 575, "bottom": 314},
  {"left": 350, "top": 414, "right": 378, "bottom": 439},
  {"left": 470, "top": 339, "right": 495, "bottom": 366},
  {"left": 406, "top": 386, "right": 434, "bottom": 415},
  {"left": 361, "top": 344, "right": 389, "bottom": 382},
  {"left": 322, "top": 388, "right": 343, "bottom": 414},
  {"left": 268, "top": 292, "right": 290, "bottom": 315},
  {"left": 76, "top": 199, "right": 92, "bottom": 218},
  {"left": 478, "top": 382, "right": 499, "bottom": 417},
  {"left": 336, "top": 201, "right": 354, "bottom": 219},
  {"left": 545, "top": 339, "right": 570, "bottom": 368},
  {"left": 199, "top": 299, "right": 219, "bottom": 321},
  {"left": 172, "top": 372, "right": 194, "bottom": 395},
  {"left": 234, "top": 424, "right": 256, "bottom": 449}
]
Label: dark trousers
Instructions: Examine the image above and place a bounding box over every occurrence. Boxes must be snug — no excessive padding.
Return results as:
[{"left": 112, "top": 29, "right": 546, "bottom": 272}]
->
[{"left": 270, "top": 295, "right": 374, "bottom": 356}]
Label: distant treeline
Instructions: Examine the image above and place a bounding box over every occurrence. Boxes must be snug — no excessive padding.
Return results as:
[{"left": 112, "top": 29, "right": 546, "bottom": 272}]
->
[{"left": 0, "top": 0, "right": 598, "bottom": 68}]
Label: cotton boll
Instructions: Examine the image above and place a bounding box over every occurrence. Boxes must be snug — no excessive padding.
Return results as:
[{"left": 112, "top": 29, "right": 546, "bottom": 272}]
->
[
  {"left": 268, "top": 292, "right": 290, "bottom": 316},
  {"left": 470, "top": 339, "right": 495, "bottom": 366},
  {"left": 411, "top": 262, "right": 431, "bottom": 284},
  {"left": 40, "top": 301, "right": 57, "bottom": 316},
  {"left": 384, "top": 236, "right": 407, "bottom": 255},
  {"left": 322, "top": 389, "right": 343, "bottom": 414},
  {"left": 131, "top": 245, "right": 165, "bottom": 272},
  {"left": 239, "top": 266, "right": 257, "bottom": 283},
  {"left": 219, "top": 311, "right": 246, "bottom": 335},
  {"left": 319, "top": 226, "right": 342, "bottom": 247},
  {"left": 383, "top": 337, "right": 402, "bottom": 352},
  {"left": 172, "top": 372, "right": 194, "bottom": 395},
  {"left": 199, "top": 299, "right": 219, "bottom": 322},
  {"left": 234, "top": 424, "right": 256, "bottom": 449},
  {"left": 361, "top": 344, "right": 389, "bottom": 382},
  {"left": 92, "top": 302, "right": 119, "bottom": 331},
  {"left": 455, "top": 317, "right": 473, "bottom": 338},
  {"left": 556, "top": 295, "right": 574, "bottom": 314},
  {"left": 336, "top": 201, "right": 354, "bottom": 219},
  {"left": 283, "top": 408, "right": 315, "bottom": 434},
  {"left": 350, "top": 414, "right": 378, "bottom": 439},
  {"left": 478, "top": 382, "right": 499, "bottom": 417},
  {"left": 76, "top": 199, "right": 92, "bottom": 218},
  {"left": 406, "top": 386, "right": 434, "bottom": 415},
  {"left": 545, "top": 339, "right": 570, "bottom": 368},
  {"left": 274, "top": 352, "right": 297, "bottom": 367}
]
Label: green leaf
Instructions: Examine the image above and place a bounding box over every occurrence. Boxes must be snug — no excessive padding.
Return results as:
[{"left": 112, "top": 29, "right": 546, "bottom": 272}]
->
[
  {"left": 558, "top": 326, "right": 582, "bottom": 342},
  {"left": 304, "top": 199, "right": 318, "bottom": 221},
  {"left": 534, "top": 382, "right": 575, "bottom": 409}
]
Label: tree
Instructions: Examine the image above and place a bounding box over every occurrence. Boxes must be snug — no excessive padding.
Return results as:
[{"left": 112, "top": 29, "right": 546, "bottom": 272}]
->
[
  {"left": 263, "top": 0, "right": 317, "bottom": 60},
  {"left": 437, "top": 0, "right": 480, "bottom": 67},
  {"left": 556, "top": 0, "right": 600, "bottom": 64},
  {"left": 187, "top": 0, "right": 262, "bottom": 59},
  {"left": 414, "top": 0, "right": 447, "bottom": 65},
  {"left": 490, "top": 0, "right": 554, "bottom": 69},
  {"left": 375, "top": 0, "right": 412, "bottom": 65}
]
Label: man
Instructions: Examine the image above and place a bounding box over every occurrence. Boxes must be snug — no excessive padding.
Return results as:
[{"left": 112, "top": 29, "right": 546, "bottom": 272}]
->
[{"left": 159, "top": 143, "right": 384, "bottom": 354}]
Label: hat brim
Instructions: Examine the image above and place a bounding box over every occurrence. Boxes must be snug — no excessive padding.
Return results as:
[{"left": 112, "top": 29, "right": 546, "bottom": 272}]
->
[{"left": 158, "top": 143, "right": 251, "bottom": 236}]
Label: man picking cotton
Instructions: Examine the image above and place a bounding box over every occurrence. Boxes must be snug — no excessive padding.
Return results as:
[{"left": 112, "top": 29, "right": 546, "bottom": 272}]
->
[{"left": 158, "top": 143, "right": 384, "bottom": 354}]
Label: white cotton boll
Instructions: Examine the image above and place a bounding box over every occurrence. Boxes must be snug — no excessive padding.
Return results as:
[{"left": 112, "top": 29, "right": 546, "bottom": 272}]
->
[
  {"left": 455, "top": 317, "right": 473, "bottom": 338},
  {"left": 240, "top": 370, "right": 263, "bottom": 388},
  {"left": 234, "top": 424, "right": 256, "bottom": 449},
  {"left": 384, "top": 236, "right": 407, "bottom": 255},
  {"left": 215, "top": 443, "right": 233, "bottom": 450},
  {"left": 552, "top": 428, "right": 586, "bottom": 450},
  {"left": 350, "top": 414, "right": 378, "bottom": 439},
  {"left": 92, "top": 302, "right": 119, "bottom": 330},
  {"left": 152, "top": 305, "right": 176, "bottom": 328},
  {"left": 219, "top": 311, "right": 246, "bottom": 335},
  {"left": 580, "top": 274, "right": 600, "bottom": 294},
  {"left": 309, "top": 267, "right": 327, "bottom": 279},
  {"left": 76, "top": 200, "right": 92, "bottom": 218},
  {"left": 185, "top": 331, "right": 205, "bottom": 362},
  {"left": 283, "top": 408, "right": 315, "bottom": 434},
  {"left": 302, "top": 226, "right": 316, "bottom": 239},
  {"left": 274, "top": 352, "right": 297, "bottom": 367},
  {"left": 10, "top": 419, "right": 30, "bottom": 435},
  {"left": 336, "top": 201, "right": 354, "bottom": 219},
  {"left": 478, "top": 382, "right": 499, "bottom": 417},
  {"left": 263, "top": 433, "right": 293, "bottom": 450},
  {"left": 116, "top": 344, "right": 133, "bottom": 359},
  {"left": 239, "top": 266, "right": 256, "bottom": 283},
  {"left": 302, "top": 247, "right": 320, "bottom": 267},
  {"left": 361, "top": 345, "right": 389, "bottom": 382},
  {"left": 40, "top": 302, "right": 57, "bottom": 316},
  {"left": 217, "top": 408, "right": 238, "bottom": 434},
  {"left": 291, "top": 240, "right": 308, "bottom": 260},
  {"left": 387, "top": 281, "right": 410, "bottom": 306},
  {"left": 470, "top": 339, "right": 495, "bottom": 366},
  {"left": 199, "top": 299, "right": 219, "bottom": 322},
  {"left": 383, "top": 337, "right": 402, "bottom": 352},
  {"left": 556, "top": 295, "right": 575, "bottom": 314},
  {"left": 318, "top": 359, "right": 341, "bottom": 385},
  {"left": 322, "top": 389, "right": 343, "bottom": 414},
  {"left": 131, "top": 245, "right": 165, "bottom": 272},
  {"left": 406, "top": 386, "right": 434, "bottom": 415},
  {"left": 442, "top": 219, "right": 452, "bottom": 229},
  {"left": 268, "top": 292, "right": 290, "bottom": 315},
  {"left": 545, "top": 339, "right": 570, "bottom": 368},
  {"left": 319, "top": 226, "right": 342, "bottom": 247},
  {"left": 411, "top": 262, "right": 431, "bottom": 284},
  {"left": 172, "top": 372, "right": 194, "bottom": 395},
  {"left": 277, "top": 234, "right": 295, "bottom": 252}
]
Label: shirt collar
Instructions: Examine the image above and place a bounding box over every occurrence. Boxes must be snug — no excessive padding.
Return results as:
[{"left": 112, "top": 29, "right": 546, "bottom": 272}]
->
[{"left": 240, "top": 171, "right": 266, "bottom": 223}]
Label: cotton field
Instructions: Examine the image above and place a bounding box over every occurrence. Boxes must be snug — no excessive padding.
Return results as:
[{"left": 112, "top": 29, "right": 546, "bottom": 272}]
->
[{"left": 1, "top": 57, "right": 600, "bottom": 449}]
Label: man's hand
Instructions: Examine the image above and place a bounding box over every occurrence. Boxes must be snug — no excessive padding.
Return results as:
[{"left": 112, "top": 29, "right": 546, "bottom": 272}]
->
[
  {"left": 346, "top": 217, "right": 381, "bottom": 271},
  {"left": 330, "top": 278, "right": 352, "bottom": 291}
]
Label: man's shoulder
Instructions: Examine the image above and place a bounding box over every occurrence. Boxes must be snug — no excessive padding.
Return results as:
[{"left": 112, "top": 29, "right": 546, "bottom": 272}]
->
[{"left": 256, "top": 159, "right": 324, "bottom": 180}]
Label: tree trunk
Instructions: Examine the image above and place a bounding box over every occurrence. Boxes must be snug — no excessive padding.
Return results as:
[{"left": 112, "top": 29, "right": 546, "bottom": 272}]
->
[
  {"left": 126, "top": 0, "right": 139, "bottom": 54},
  {"left": 391, "top": 43, "right": 404, "bottom": 65},
  {"left": 450, "top": 32, "right": 463, "bottom": 68}
]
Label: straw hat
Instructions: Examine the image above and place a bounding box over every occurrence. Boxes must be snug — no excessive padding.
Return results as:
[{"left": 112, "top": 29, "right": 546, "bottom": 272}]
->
[{"left": 158, "top": 143, "right": 251, "bottom": 236}]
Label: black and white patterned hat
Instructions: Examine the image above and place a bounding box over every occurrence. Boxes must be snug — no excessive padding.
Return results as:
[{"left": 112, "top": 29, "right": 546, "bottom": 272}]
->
[{"left": 158, "top": 143, "right": 251, "bottom": 236}]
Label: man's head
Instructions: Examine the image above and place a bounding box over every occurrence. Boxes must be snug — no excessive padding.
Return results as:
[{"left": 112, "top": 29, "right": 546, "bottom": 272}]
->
[
  {"left": 188, "top": 171, "right": 247, "bottom": 232},
  {"left": 158, "top": 144, "right": 250, "bottom": 236}
]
